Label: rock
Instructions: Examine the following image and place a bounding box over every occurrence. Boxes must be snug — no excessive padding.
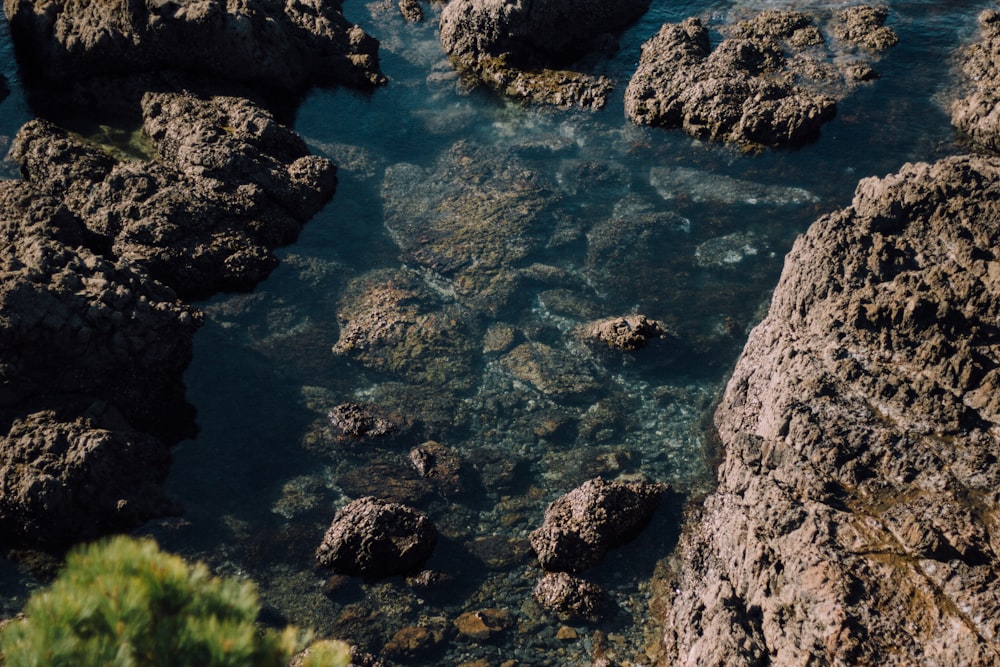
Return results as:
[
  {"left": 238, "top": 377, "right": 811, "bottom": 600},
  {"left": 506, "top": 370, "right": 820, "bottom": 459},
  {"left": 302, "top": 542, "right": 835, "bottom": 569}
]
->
[
  {"left": 327, "top": 402, "right": 406, "bottom": 441},
  {"left": 12, "top": 93, "right": 337, "bottom": 296},
  {"left": 5, "top": 0, "right": 384, "bottom": 95},
  {"left": 555, "top": 626, "right": 579, "bottom": 641},
  {"left": 398, "top": 0, "right": 423, "bottom": 23},
  {"left": 500, "top": 342, "right": 603, "bottom": 400},
  {"left": 409, "top": 441, "right": 464, "bottom": 495},
  {"left": 834, "top": 5, "right": 899, "bottom": 50},
  {"left": 533, "top": 572, "right": 605, "bottom": 621},
  {"left": 439, "top": 0, "right": 649, "bottom": 108},
  {"left": 529, "top": 477, "right": 667, "bottom": 572},
  {"left": 649, "top": 166, "right": 817, "bottom": 206},
  {"left": 316, "top": 497, "right": 437, "bottom": 577},
  {"left": 0, "top": 408, "right": 180, "bottom": 546},
  {"left": 661, "top": 155, "right": 1000, "bottom": 666},
  {"left": 953, "top": 10, "right": 1000, "bottom": 152},
  {"left": 453, "top": 608, "right": 512, "bottom": 641},
  {"left": 625, "top": 16, "right": 836, "bottom": 147},
  {"left": 383, "top": 623, "right": 448, "bottom": 662},
  {"left": 578, "top": 315, "right": 670, "bottom": 351}
]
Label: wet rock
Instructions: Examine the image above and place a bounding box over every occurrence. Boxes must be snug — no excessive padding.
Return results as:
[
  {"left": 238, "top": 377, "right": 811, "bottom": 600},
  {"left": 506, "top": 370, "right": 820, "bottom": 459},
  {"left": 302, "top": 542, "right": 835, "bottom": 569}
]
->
[
  {"left": 383, "top": 622, "right": 448, "bottom": 662},
  {"left": 953, "top": 10, "right": 1000, "bottom": 152},
  {"left": 530, "top": 477, "right": 668, "bottom": 572},
  {"left": 12, "top": 93, "right": 337, "bottom": 296},
  {"left": 578, "top": 315, "right": 670, "bottom": 351},
  {"left": 328, "top": 402, "right": 406, "bottom": 441},
  {"left": 453, "top": 608, "right": 513, "bottom": 641},
  {"left": 316, "top": 497, "right": 437, "bottom": 577},
  {"left": 483, "top": 323, "right": 518, "bottom": 355},
  {"left": 439, "top": 0, "right": 649, "bottom": 108},
  {"left": 405, "top": 569, "right": 454, "bottom": 589},
  {"left": 533, "top": 572, "right": 605, "bottom": 622},
  {"left": 500, "top": 342, "right": 602, "bottom": 400},
  {"left": 332, "top": 268, "right": 480, "bottom": 390},
  {"left": 650, "top": 166, "right": 817, "bottom": 206},
  {"left": 834, "top": 5, "right": 899, "bottom": 50},
  {"left": 398, "top": 0, "right": 423, "bottom": 23},
  {"left": 661, "top": 155, "right": 1000, "bottom": 666},
  {"left": 337, "top": 459, "right": 435, "bottom": 506},
  {"left": 409, "top": 441, "right": 464, "bottom": 495},
  {"left": 0, "top": 408, "right": 180, "bottom": 546},
  {"left": 5, "top": 0, "right": 384, "bottom": 95}
]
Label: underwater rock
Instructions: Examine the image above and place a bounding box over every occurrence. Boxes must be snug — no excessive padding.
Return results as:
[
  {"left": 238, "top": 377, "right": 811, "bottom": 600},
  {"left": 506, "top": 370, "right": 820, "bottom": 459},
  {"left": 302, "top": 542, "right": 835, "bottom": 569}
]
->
[
  {"left": 5, "top": 0, "right": 384, "bottom": 95},
  {"left": 327, "top": 402, "right": 407, "bottom": 441},
  {"left": 383, "top": 622, "right": 449, "bottom": 662},
  {"left": 500, "top": 342, "right": 603, "bottom": 400},
  {"left": 533, "top": 572, "right": 605, "bottom": 622},
  {"left": 316, "top": 497, "right": 437, "bottom": 577},
  {"left": 529, "top": 477, "right": 668, "bottom": 572},
  {"left": 650, "top": 166, "right": 817, "bottom": 206},
  {"left": 662, "top": 155, "right": 1000, "bottom": 666},
  {"left": 578, "top": 315, "right": 670, "bottom": 351},
  {"left": 453, "top": 608, "right": 513, "bottom": 640},
  {"left": 439, "top": 0, "right": 649, "bottom": 108},
  {"left": 0, "top": 408, "right": 180, "bottom": 547},
  {"left": 337, "top": 458, "right": 436, "bottom": 506},
  {"left": 953, "top": 10, "right": 1000, "bottom": 152},
  {"left": 409, "top": 441, "right": 464, "bottom": 495},
  {"left": 12, "top": 93, "right": 337, "bottom": 296}
]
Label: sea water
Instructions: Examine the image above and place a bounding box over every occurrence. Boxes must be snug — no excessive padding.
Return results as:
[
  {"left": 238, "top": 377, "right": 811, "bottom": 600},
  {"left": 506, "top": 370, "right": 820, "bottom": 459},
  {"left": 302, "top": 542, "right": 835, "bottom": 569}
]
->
[{"left": 0, "top": 0, "right": 989, "bottom": 664}]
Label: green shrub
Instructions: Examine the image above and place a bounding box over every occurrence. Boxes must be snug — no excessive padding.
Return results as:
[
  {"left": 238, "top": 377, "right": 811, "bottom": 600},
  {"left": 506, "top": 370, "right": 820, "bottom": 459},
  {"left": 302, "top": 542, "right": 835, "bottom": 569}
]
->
[{"left": 0, "top": 536, "right": 347, "bottom": 667}]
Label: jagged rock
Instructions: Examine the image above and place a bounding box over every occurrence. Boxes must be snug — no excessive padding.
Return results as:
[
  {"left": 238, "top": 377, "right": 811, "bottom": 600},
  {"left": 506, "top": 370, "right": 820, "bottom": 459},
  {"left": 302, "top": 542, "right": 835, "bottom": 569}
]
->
[
  {"left": 660, "top": 155, "right": 1000, "bottom": 666},
  {"left": 327, "top": 402, "right": 406, "bottom": 441},
  {"left": 0, "top": 408, "right": 180, "bottom": 546},
  {"left": 530, "top": 477, "right": 667, "bottom": 572},
  {"left": 439, "top": 0, "right": 649, "bottom": 108},
  {"left": 316, "top": 497, "right": 437, "bottom": 577},
  {"left": 533, "top": 572, "right": 605, "bottom": 621},
  {"left": 4, "top": 0, "right": 384, "bottom": 94},
  {"left": 953, "top": 10, "right": 1000, "bottom": 152},
  {"left": 834, "top": 5, "right": 898, "bottom": 50},
  {"left": 398, "top": 0, "right": 423, "bottom": 23},
  {"left": 11, "top": 93, "right": 336, "bottom": 296},
  {"left": 578, "top": 315, "right": 670, "bottom": 351}
]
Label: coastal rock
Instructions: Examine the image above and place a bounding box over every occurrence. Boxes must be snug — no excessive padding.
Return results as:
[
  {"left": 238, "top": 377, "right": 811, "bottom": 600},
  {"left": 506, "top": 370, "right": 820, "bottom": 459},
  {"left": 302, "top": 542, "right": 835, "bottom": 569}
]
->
[
  {"left": 453, "top": 608, "right": 512, "bottom": 640},
  {"left": 4, "top": 0, "right": 383, "bottom": 94},
  {"left": 0, "top": 409, "right": 179, "bottom": 546},
  {"left": 439, "top": 0, "right": 649, "bottom": 108},
  {"left": 327, "top": 402, "right": 406, "bottom": 441},
  {"left": 661, "top": 155, "right": 1000, "bottom": 666},
  {"left": 953, "top": 10, "right": 1000, "bottom": 152},
  {"left": 500, "top": 342, "right": 602, "bottom": 400},
  {"left": 834, "top": 5, "right": 898, "bottom": 50},
  {"left": 578, "top": 315, "right": 670, "bottom": 351},
  {"left": 533, "top": 571, "right": 605, "bottom": 621},
  {"left": 530, "top": 477, "right": 667, "bottom": 572},
  {"left": 12, "top": 93, "right": 337, "bottom": 296},
  {"left": 316, "top": 497, "right": 437, "bottom": 577},
  {"left": 409, "top": 441, "right": 464, "bottom": 495}
]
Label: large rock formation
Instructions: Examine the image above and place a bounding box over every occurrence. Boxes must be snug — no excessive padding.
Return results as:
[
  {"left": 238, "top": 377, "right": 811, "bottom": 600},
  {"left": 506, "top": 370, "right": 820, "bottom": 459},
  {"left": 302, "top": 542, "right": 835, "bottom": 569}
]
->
[
  {"left": 12, "top": 93, "right": 337, "bottom": 296},
  {"left": 4, "top": 0, "right": 383, "bottom": 95},
  {"left": 953, "top": 9, "right": 1000, "bottom": 152},
  {"left": 660, "top": 155, "right": 1000, "bottom": 665},
  {"left": 439, "top": 0, "right": 650, "bottom": 108}
]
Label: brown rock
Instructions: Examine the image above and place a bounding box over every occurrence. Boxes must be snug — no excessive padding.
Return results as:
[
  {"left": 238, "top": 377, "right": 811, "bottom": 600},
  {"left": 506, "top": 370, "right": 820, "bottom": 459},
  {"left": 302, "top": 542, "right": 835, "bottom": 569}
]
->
[
  {"left": 953, "top": 10, "right": 1000, "bottom": 152},
  {"left": 383, "top": 623, "right": 447, "bottom": 661},
  {"left": 834, "top": 5, "right": 899, "bottom": 50},
  {"left": 533, "top": 572, "right": 605, "bottom": 621},
  {"left": 579, "top": 315, "right": 670, "bottom": 351},
  {"left": 454, "top": 608, "right": 513, "bottom": 640}
]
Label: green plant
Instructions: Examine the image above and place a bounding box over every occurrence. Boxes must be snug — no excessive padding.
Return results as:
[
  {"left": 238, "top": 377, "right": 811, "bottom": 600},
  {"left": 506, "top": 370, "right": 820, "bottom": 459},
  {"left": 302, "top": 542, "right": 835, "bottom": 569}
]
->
[
  {"left": 0, "top": 536, "right": 314, "bottom": 667},
  {"left": 293, "top": 640, "right": 351, "bottom": 667}
]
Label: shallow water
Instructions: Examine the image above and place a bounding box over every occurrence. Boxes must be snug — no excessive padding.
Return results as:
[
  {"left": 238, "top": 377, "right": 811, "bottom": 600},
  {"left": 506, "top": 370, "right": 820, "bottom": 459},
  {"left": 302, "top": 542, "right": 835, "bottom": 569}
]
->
[{"left": 0, "top": 0, "right": 991, "bottom": 663}]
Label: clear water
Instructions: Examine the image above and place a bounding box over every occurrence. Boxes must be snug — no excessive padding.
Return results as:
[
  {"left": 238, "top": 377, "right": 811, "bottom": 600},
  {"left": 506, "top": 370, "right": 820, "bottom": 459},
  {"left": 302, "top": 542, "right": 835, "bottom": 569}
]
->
[{"left": 0, "top": 0, "right": 989, "bottom": 663}]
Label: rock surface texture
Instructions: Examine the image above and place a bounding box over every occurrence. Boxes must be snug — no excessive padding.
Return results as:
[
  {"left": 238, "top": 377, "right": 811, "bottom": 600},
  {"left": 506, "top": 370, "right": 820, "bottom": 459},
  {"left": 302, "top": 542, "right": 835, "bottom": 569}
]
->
[
  {"left": 953, "top": 10, "right": 1000, "bottom": 152},
  {"left": 439, "top": 0, "right": 650, "bottom": 108},
  {"left": 660, "top": 155, "right": 1000, "bottom": 665},
  {"left": 4, "top": 0, "right": 383, "bottom": 94},
  {"left": 625, "top": 8, "right": 897, "bottom": 148},
  {"left": 530, "top": 477, "right": 667, "bottom": 572}
]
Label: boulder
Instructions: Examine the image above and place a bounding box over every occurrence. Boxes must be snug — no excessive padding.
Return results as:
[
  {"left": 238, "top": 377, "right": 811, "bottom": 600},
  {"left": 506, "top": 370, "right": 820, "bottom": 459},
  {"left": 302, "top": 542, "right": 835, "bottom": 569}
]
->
[
  {"left": 530, "top": 477, "right": 667, "bottom": 572},
  {"left": 953, "top": 10, "right": 1000, "bottom": 152},
  {"left": 660, "top": 155, "right": 1000, "bottom": 666},
  {"left": 533, "top": 571, "right": 605, "bottom": 621},
  {"left": 4, "top": 0, "right": 383, "bottom": 95},
  {"left": 834, "top": 5, "right": 898, "bottom": 50},
  {"left": 316, "top": 497, "right": 437, "bottom": 577},
  {"left": 578, "top": 315, "right": 670, "bottom": 351}
]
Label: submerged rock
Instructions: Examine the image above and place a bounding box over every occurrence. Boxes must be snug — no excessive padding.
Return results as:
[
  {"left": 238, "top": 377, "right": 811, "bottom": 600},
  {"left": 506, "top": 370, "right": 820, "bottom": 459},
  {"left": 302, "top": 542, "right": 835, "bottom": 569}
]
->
[
  {"left": 316, "top": 497, "right": 437, "bottom": 577},
  {"left": 500, "top": 342, "right": 602, "bottom": 400},
  {"left": 530, "top": 477, "right": 667, "bottom": 572},
  {"left": 439, "top": 0, "right": 649, "bottom": 108},
  {"left": 661, "top": 155, "right": 1000, "bottom": 666},
  {"left": 953, "top": 10, "right": 1000, "bottom": 152},
  {"left": 327, "top": 402, "right": 407, "bottom": 441}
]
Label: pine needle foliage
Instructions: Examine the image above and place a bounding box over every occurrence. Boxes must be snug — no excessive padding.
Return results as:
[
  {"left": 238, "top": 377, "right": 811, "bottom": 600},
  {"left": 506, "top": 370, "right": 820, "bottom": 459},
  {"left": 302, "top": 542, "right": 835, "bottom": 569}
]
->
[{"left": 0, "top": 536, "right": 322, "bottom": 667}]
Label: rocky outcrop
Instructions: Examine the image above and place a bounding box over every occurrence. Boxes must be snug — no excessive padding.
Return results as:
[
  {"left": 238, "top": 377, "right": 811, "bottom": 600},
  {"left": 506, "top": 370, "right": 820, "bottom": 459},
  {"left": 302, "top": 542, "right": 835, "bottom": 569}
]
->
[
  {"left": 625, "top": 8, "right": 896, "bottom": 148},
  {"left": 316, "top": 497, "right": 438, "bottom": 577},
  {"left": 834, "top": 5, "right": 898, "bottom": 50},
  {"left": 660, "top": 155, "right": 1000, "bottom": 665},
  {"left": 4, "top": 0, "right": 383, "bottom": 95},
  {"left": 953, "top": 10, "right": 1000, "bottom": 152},
  {"left": 530, "top": 477, "right": 667, "bottom": 572},
  {"left": 439, "top": 0, "right": 649, "bottom": 108},
  {"left": 12, "top": 93, "right": 337, "bottom": 297},
  {"left": 578, "top": 315, "right": 670, "bottom": 351}
]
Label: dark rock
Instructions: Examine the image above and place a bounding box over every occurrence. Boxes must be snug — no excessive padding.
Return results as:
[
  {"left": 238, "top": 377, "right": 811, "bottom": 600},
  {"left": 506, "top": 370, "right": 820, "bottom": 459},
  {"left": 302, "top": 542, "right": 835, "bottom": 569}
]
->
[
  {"left": 409, "top": 441, "right": 464, "bottom": 495},
  {"left": 834, "top": 5, "right": 899, "bottom": 50},
  {"left": 439, "top": 0, "right": 649, "bottom": 108},
  {"left": 5, "top": 0, "right": 384, "bottom": 95},
  {"left": 500, "top": 342, "right": 603, "bottom": 400},
  {"left": 328, "top": 402, "right": 405, "bottom": 441},
  {"left": 953, "top": 10, "right": 1000, "bottom": 152},
  {"left": 316, "top": 497, "right": 437, "bottom": 577},
  {"left": 398, "top": 0, "right": 423, "bottom": 23},
  {"left": 661, "top": 155, "right": 1000, "bottom": 666},
  {"left": 12, "top": 93, "right": 337, "bottom": 297},
  {"left": 337, "top": 459, "right": 435, "bottom": 506},
  {"left": 578, "top": 315, "right": 671, "bottom": 351},
  {"left": 533, "top": 571, "right": 605, "bottom": 622},
  {"left": 529, "top": 477, "right": 667, "bottom": 572}
]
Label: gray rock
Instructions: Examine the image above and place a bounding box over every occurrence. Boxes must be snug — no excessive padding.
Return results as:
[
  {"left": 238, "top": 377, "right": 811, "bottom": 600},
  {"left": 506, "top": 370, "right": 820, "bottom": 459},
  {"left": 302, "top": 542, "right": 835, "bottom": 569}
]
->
[
  {"left": 834, "top": 5, "right": 898, "bottom": 50},
  {"left": 578, "top": 315, "right": 670, "bottom": 351},
  {"left": 530, "top": 477, "right": 667, "bottom": 572},
  {"left": 533, "top": 571, "right": 605, "bottom": 621},
  {"left": 316, "top": 497, "right": 437, "bottom": 577}
]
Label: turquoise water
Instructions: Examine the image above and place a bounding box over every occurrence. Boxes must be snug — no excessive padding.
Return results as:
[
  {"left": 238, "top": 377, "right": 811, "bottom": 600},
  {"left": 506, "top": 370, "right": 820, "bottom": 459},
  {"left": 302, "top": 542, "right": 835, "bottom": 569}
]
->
[{"left": 0, "top": 0, "right": 990, "bottom": 663}]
